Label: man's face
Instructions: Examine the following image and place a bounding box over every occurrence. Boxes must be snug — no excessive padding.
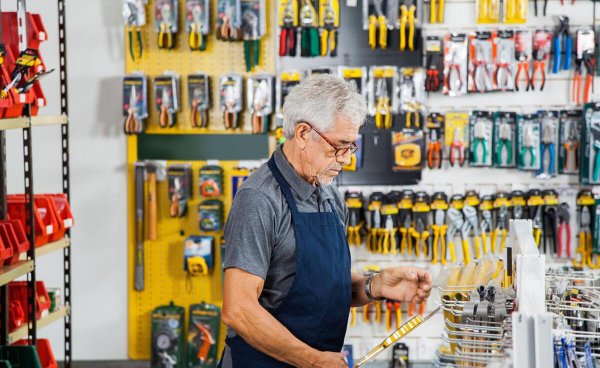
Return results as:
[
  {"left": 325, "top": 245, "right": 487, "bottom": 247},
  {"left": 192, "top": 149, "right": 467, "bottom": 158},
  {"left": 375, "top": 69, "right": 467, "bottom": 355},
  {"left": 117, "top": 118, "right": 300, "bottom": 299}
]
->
[{"left": 300, "top": 116, "right": 360, "bottom": 186}]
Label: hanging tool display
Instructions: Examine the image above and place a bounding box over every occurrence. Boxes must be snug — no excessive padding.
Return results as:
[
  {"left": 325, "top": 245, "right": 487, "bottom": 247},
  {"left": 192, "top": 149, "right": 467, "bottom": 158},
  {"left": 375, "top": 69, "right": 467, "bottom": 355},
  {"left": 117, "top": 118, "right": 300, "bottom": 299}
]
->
[
  {"left": 504, "top": 0, "right": 526, "bottom": 23},
  {"left": 529, "top": 30, "right": 551, "bottom": 91},
  {"left": 514, "top": 30, "right": 532, "bottom": 91},
  {"left": 216, "top": 0, "right": 242, "bottom": 41},
  {"left": 188, "top": 73, "right": 210, "bottom": 129},
  {"left": 572, "top": 29, "right": 595, "bottom": 106},
  {"left": 186, "top": 0, "right": 210, "bottom": 51},
  {"left": 168, "top": 165, "right": 192, "bottom": 218},
  {"left": 123, "top": 74, "right": 148, "bottom": 135},
  {"left": 537, "top": 110, "right": 559, "bottom": 178},
  {"left": 156, "top": 0, "right": 178, "bottom": 49},
  {"left": 399, "top": 0, "right": 417, "bottom": 51},
  {"left": 443, "top": 34, "right": 468, "bottom": 96},
  {"left": 319, "top": 0, "right": 340, "bottom": 56},
  {"left": 445, "top": 112, "right": 469, "bottom": 167},
  {"left": 426, "top": 113, "right": 444, "bottom": 169},
  {"left": 430, "top": 193, "right": 449, "bottom": 265},
  {"left": 278, "top": 0, "right": 298, "bottom": 56},
  {"left": 494, "top": 31, "right": 516, "bottom": 91},
  {"left": 469, "top": 111, "right": 493, "bottom": 167},
  {"left": 469, "top": 32, "right": 494, "bottom": 93},
  {"left": 154, "top": 74, "right": 180, "bottom": 128},
  {"left": 552, "top": 16, "right": 572, "bottom": 74},
  {"left": 247, "top": 74, "right": 275, "bottom": 134},
  {"left": 370, "top": 66, "right": 398, "bottom": 129},
  {"left": 346, "top": 192, "right": 364, "bottom": 246},
  {"left": 581, "top": 103, "right": 600, "bottom": 185},
  {"left": 424, "top": 37, "right": 443, "bottom": 92},
  {"left": 365, "top": 0, "right": 388, "bottom": 49},
  {"left": 123, "top": 0, "right": 146, "bottom": 60},
  {"left": 558, "top": 110, "right": 581, "bottom": 175},
  {"left": 493, "top": 111, "right": 516, "bottom": 168},
  {"left": 475, "top": 0, "right": 500, "bottom": 23},
  {"left": 242, "top": 0, "right": 266, "bottom": 71},
  {"left": 517, "top": 113, "right": 540, "bottom": 171},
  {"left": 400, "top": 68, "right": 424, "bottom": 129},
  {"left": 429, "top": 0, "right": 444, "bottom": 23},
  {"left": 300, "top": 0, "right": 320, "bottom": 56},
  {"left": 220, "top": 74, "right": 243, "bottom": 130}
]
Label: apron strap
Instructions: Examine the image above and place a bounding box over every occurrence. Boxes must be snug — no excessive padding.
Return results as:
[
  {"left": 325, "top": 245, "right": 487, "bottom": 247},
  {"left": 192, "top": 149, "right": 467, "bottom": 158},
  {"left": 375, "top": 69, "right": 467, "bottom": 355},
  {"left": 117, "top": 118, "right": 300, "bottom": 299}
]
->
[{"left": 267, "top": 155, "right": 299, "bottom": 215}]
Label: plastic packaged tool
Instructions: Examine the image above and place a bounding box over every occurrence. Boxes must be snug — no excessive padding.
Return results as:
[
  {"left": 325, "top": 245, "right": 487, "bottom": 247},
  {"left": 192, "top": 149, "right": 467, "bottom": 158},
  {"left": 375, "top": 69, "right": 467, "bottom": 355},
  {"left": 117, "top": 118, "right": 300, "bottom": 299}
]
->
[
  {"left": 363, "top": 0, "right": 390, "bottom": 49},
  {"left": 154, "top": 73, "right": 180, "bottom": 128},
  {"left": 558, "top": 109, "right": 581, "bottom": 175},
  {"left": 123, "top": 0, "right": 147, "bottom": 60},
  {"left": 167, "top": 164, "right": 192, "bottom": 218},
  {"left": 504, "top": 0, "right": 526, "bottom": 23},
  {"left": 186, "top": 0, "right": 210, "bottom": 51},
  {"left": 183, "top": 236, "right": 214, "bottom": 276},
  {"left": 123, "top": 73, "right": 148, "bottom": 135},
  {"left": 537, "top": 110, "right": 559, "bottom": 178},
  {"left": 219, "top": 73, "right": 243, "bottom": 130},
  {"left": 241, "top": 0, "right": 266, "bottom": 71},
  {"left": 247, "top": 74, "right": 275, "bottom": 134},
  {"left": 369, "top": 66, "right": 399, "bottom": 129},
  {"left": 469, "top": 111, "right": 493, "bottom": 167},
  {"left": 299, "top": 0, "right": 320, "bottom": 57},
  {"left": 400, "top": 67, "right": 425, "bottom": 129},
  {"left": 198, "top": 200, "right": 224, "bottom": 231},
  {"left": 530, "top": 30, "right": 551, "bottom": 91},
  {"left": 573, "top": 29, "right": 596, "bottom": 106},
  {"left": 199, "top": 165, "right": 223, "bottom": 197},
  {"left": 494, "top": 31, "right": 516, "bottom": 92},
  {"left": 155, "top": 0, "right": 179, "bottom": 49},
  {"left": 426, "top": 113, "right": 444, "bottom": 169},
  {"left": 187, "top": 303, "right": 221, "bottom": 367},
  {"left": 443, "top": 33, "right": 468, "bottom": 97},
  {"left": 493, "top": 111, "right": 517, "bottom": 168},
  {"left": 469, "top": 32, "right": 495, "bottom": 93},
  {"left": 444, "top": 112, "right": 469, "bottom": 167},
  {"left": 188, "top": 73, "right": 210, "bottom": 128},
  {"left": 517, "top": 113, "right": 541, "bottom": 171},
  {"left": 424, "top": 36, "right": 443, "bottom": 92},
  {"left": 216, "top": 0, "right": 242, "bottom": 42},
  {"left": 318, "top": 0, "right": 340, "bottom": 56},
  {"left": 338, "top": 66, "right": 368, "bottom": 97},
  {"left": 581, "top": 103, "right": 600, "bottom": 185},
  {"left": 308, "top": 67, "right": 334, "bottom": 75},
  {"left": 392, "top": 130, "right": 425, "bottom": 171},
  {"left": 151, "top": 303, "right": 185, "bottom": 368},
  {"left": 476, "top": 0, "right": 500, "bottom": 23},
  {"left": 515, "top": 30, "right": 532, "bottom": 92},
  {"left": 342, "top": 135, "right": 363, "bottom": 172},
  {"left": 278, "top": 0, "right": 299, "bottom": 57}
]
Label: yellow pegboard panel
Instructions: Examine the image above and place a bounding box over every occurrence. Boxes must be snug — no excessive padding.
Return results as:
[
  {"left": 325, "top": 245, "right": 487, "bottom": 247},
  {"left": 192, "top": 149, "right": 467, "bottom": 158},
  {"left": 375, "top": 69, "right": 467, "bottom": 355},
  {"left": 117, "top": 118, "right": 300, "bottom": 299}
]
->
[{"left": 125, "top": 0, "right": 276, "bottom": 134}]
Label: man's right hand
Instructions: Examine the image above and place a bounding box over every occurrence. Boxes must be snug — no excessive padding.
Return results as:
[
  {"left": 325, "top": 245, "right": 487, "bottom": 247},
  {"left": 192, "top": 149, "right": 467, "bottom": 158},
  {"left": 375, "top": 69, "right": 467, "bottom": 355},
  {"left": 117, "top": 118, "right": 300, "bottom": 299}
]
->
[{"left": 309, "top": 352, "right": 348, "bottom": 368}]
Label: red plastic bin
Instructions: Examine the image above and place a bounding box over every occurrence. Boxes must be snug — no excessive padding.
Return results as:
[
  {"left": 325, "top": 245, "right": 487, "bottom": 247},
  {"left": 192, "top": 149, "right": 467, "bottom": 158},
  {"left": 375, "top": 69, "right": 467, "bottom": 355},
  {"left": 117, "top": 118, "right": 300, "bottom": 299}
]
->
[
  {"left": 38, "top": 195, "right": 65, "bottom": 242},
  {"left": 1, "top": 12, "right": 47, "bottom": 50},
  {"left": 9, "top": 281, "right": 51, "bottom": 322},
  {"left": 8, "top": 301, "right": 24, "bottom": 332},
  {"left": 0, "top": 220, "right": 30, "bottom": 265},
  {"left": 7, "top": 195, "right": 59, "bottom": 247},
  {"left": 14, "top": 339, "right": 57, "bottom": 368},
  {"left": 45, "top": 194, "right": 74, "bottom": 231},
  {"left": 0, "top": 224, "right": 16, "bottom": 265}
]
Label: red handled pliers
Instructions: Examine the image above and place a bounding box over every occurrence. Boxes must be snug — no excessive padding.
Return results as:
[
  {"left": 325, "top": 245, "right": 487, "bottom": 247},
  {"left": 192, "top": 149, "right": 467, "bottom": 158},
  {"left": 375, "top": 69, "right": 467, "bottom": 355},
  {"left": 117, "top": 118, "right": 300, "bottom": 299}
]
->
[{"left": 557, "top": 202, "right": 571, "bottom": 258}]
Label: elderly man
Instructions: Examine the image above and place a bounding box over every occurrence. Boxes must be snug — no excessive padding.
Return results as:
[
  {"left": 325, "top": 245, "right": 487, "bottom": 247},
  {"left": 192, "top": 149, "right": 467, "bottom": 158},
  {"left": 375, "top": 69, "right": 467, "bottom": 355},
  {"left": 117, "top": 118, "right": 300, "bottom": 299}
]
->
[{"left": 219, "top": 74, "right": 432, "bottom": 368}]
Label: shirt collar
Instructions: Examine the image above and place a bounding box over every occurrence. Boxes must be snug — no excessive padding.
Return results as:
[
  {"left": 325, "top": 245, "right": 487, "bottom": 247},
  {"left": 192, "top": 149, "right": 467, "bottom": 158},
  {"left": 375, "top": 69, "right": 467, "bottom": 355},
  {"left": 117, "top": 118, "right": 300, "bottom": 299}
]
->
[{"left": 274, "top": 146, "right": 319, "bottom": 201}]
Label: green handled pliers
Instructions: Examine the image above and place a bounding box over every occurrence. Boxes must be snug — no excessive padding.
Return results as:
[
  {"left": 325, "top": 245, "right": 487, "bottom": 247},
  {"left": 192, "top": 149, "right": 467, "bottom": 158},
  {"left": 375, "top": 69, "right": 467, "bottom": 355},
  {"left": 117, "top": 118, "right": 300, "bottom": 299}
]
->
[
  {"left": 471, "top": 121, "right": 489, "bottom": 164},
  {"left": 300, "top": 0, "right": 319, "bottom": 57},
  {"left": 520, "top": 126, "right": 537, "bottom": 167},
  {"left": 242, "top": 12, "right": 260, "bottom": 72},
  {"left": 496, "top": 122, "right": 513, "bottom": 165}
]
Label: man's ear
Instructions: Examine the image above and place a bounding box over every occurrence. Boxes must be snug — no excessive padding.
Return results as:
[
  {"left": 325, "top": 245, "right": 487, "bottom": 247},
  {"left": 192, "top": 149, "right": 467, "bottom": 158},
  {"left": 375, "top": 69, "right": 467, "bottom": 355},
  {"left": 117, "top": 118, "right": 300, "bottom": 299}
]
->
[{"left": 294, "top": 122, "right": 311, "bottom": 150}]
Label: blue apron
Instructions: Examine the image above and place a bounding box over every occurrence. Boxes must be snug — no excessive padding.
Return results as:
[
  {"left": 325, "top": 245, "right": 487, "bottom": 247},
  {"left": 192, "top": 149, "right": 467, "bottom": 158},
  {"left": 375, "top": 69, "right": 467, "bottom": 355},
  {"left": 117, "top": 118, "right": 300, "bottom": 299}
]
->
[{"left": 218, "top": 155, "right": 352, "bottom": 367}]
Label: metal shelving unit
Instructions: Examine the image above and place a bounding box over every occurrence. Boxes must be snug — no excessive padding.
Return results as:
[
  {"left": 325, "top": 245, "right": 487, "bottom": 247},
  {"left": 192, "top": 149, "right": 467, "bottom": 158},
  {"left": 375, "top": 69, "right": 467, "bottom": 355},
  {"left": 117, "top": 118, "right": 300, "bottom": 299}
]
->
[{"left": 0, "top": 0, "right": 71, "bottom": 366}]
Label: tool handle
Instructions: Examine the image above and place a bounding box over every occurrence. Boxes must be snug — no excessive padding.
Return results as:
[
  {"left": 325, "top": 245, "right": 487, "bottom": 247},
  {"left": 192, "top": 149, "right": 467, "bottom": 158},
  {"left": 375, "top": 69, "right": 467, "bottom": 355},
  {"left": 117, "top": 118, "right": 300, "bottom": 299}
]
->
[
  {"left": 330, "top": 30, "right": 338, "bottom": 57},
  {"left": 147, "top": 171, "right": 157, "bottom": 241},
  {"left": 552, "top": 36, "right": 561, "bottom": 74},
  {"left": 320, "top": 29, "right": 328, "bottom": 57},
  {"left": 310, "top": 27, "right": 320, "bottom": 57},
  {"left": 462, "top": 239, "right": 471, "bottom": 264},
  {"left": 279, "top": 28, "right": 288, "bottom": 56},
  {"left": 564, "top": 36, "right": 572, "bottom": 71}
]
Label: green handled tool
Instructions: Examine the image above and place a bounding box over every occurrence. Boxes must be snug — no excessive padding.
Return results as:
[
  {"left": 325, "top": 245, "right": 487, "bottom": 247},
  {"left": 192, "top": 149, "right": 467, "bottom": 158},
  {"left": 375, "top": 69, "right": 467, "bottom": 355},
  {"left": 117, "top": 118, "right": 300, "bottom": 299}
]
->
[
  {"left": 300, "top": 0, "right": 319, "bottom": 57},
  {"left": 496, "top": 122, "right": 513, "bottom": 165},
  {"left": 242, "top": 11, "right": 261, "bottom": 72},
  {"left": 472, "top": 121, "right": 489, "bottom": 164}
]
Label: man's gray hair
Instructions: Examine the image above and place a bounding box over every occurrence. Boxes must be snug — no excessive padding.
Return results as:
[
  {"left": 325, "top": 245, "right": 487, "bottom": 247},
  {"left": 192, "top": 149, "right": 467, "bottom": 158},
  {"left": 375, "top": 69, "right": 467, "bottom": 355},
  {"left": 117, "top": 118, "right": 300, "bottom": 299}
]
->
[{"left": 282, "top": 74, "right": 367, "bottom": 139}]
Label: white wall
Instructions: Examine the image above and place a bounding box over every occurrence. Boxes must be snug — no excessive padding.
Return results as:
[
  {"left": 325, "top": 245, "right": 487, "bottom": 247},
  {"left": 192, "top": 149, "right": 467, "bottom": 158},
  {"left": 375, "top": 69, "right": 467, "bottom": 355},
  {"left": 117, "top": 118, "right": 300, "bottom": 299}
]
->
[{"left": 5, "top": 0, "right": 128, "bottom": 361}]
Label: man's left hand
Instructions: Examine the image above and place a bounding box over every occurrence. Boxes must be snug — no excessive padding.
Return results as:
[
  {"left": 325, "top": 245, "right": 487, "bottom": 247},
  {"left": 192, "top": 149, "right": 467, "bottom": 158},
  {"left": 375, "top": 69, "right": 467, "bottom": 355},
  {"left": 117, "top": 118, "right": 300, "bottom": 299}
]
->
[{"left": 372, "top": 267, "right": 433, "bottom": 304}]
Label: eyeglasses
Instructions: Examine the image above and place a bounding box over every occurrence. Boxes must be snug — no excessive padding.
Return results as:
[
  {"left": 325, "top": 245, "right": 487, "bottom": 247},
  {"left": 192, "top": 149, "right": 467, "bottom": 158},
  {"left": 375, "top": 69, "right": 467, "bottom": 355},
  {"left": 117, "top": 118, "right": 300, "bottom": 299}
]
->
[{"left": 303, "top": 121, "right": 359, "bottom": 157}]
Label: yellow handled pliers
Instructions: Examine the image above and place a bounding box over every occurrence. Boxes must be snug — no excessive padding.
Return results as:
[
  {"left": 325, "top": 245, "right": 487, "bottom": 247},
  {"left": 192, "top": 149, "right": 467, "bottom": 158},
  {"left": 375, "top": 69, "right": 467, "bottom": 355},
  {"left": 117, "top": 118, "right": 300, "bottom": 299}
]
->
[{"left": 375, "top": 79, "right": 392, "bottom": 129}]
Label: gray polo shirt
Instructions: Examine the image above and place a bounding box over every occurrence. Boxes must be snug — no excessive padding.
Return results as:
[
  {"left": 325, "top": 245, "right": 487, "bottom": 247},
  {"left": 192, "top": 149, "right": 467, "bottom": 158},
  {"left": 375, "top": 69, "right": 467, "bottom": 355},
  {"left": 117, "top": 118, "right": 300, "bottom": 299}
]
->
[{"left": 220, "top": 146, "right": 348, "bottom": 366}]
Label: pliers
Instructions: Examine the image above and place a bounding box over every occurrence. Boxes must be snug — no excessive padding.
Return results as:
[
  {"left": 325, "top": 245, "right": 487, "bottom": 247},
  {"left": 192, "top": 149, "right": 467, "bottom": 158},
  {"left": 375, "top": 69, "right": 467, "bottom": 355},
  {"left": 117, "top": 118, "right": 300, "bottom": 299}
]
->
[
  {"left": 530, "top": 47, "right": 547, "bottom": 91},
  {"left": 243, "top": 11, "right": 260, "bottom": 72},
  {"left": 158, "top": 3, "right": 175, "bottom": 49},
  {"left": 159, "top": 88, "right": 175, "bottom": 128},
  {"left": 495, "top": 42, "right": 514, "bottom": 91},
  {"left": 425, "top": 53, "right": 441, "bottom": 92},
  {"left": 539, "top": 122, "right": 556, "bottom": 176},
  {"left": 368, "top": 0, "right": 387, "bottom": 49},
  {"left": 573, "top": 207, "right": 600, "bottom": 269},
  {"left": 491, "top": 205, "right": 508, "bottom": 253},
  {"left": 449, "top": 126, "right": 465, "bottom": 167},
  {"left": 563, "top": 124, "right": 579, "bottom": 172},
  {"left": 462, "top": 205, "right": 482, "bottom": 261},
  {"left": 385, "top": 300, "right": 402, "bottom": 331},
  {"left": 515, "top": 32, "right": 531, "bottom": 92},
  {"left": 496, "top": 122, "right": 513, "bottom": 165},
  {"left": 218, "top": 4, "right": 241, "bottom": 41},
  {"left": 189, "top": 5, "right": 207, "bottom": 51},
  {"left": 223, "top": 86, "right": 239, "bottom": 130},
  {"left": 399, "top": 0, "right": 416, "bottom": 51},
  {"left": 320, "top": 0, "right": 338, "bottom": 56},
  {"left": 520, "top": 125, "right": 537, "bottom": 168},
  {"left": 279, "top": 0, "right": 297, "bottom": 57},
  {"left": 399, "top": 214, "right": 412, "bottom": 254},
  {"left": 480, "top": 210, "right": 492, "bottom": 255},
  {"left": 126, "top": 2, "right": 143, "bottom": 60},
  {"left": 363, "top": 300, "right": 382, "bottom": 323},
  {"left": 444, "top": 51, "right": 463, "bottom": 93},
  {"left": 410, "top": 218, "right": 430, "bottom": 257},
  {"left": 190, "top": 88, "right": 208, "bottom": 128},
  {"left": 471, "top": 120, "right": 489, "bottom": 164},
  {"left": 378, "top": 216, "right": 397, "bottom": 254},
  {"left": 543, "top": 205, "right": 558, "bottom": 255},
  {"left": 552, "top": 16, "right": 572, "bottom": 74},
  {"left": 574, "top": 51, "right": 596, "bottom": 105},
  {"left": 405, "top": 109, "right": 420, "bottom": 129},
  {"left": 300, "top": 0, "right": 320, "bottom": 57},
  {"left": 472, "top": 43, "right": 492, "bottom": 92},
  {"left": 532, "top": 205, "right": 543, "bottom": 248},
  {"left": 124, "top": 84, "right": 142, "bottom": 134},
  {"left": 431, "top": 209, "right": 448, "bottom": 265},
  {"left": 347, "top": 211, "right": 363, "bottom": 246},
  {"left": 368, "top": 208, "right": 381, "bottom": 253},
  {"left": 375, "top": 79, "right": 392, "bottom": 129},
  {"left": 557, "top": 204, "right": 571, "bottom": 258},
  {"left": 445, "top": 208, "right": 462, "bottom": 264},
  {"left": 251, "top": 80, "right": 269, "bottom": 134},
  {"left": 427, "top": 129, "right": 442, "bottom": 169},
  {"left": 594, "top": 137, "right": 600, "bottom": 182}
]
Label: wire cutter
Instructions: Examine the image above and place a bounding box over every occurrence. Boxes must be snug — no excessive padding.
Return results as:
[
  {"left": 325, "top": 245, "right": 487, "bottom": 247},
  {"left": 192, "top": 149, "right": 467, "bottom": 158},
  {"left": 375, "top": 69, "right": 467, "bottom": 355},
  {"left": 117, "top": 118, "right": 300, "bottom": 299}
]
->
[
  {"left": 399, "top": 0, "right": 416, "bottom": 51},
  {"left": 563, "top": 125, "right": 579, "bottom": 172},
  {"left": 243, "top": 12, "right": 260, "bottom": 72},
  {"left": 385, "top": 300, "right": 402, "bottom": 331},
  {"left": 431, "top": 210, "right": 448, "bottom": 265},
  {"left": 399, "top": 214, "right": 412, "bottom": 254},
  {"left": 472, "top": 120, "right": 489, "bottom": 164},
  {"left": 445, "top": 208, "right": 462, "bottom": 264},
  {"left": 427, "top": 129, "right": 442, "bottom": 169},
  {"left": 539, "top": 122, "right": 556, "bottom": 175},
  {"left": 124, "top": 84, "right": 142, "bottom": 134},
  {"left": 496, "top": 122, "right": 513, "bottom": 165},
  {"left": 347, "top": 211, "right": 363, "bottom": 246},
  {"left": 251, "top": 81, "right": 269, "bottom": 134},
  {"left": 552, "top": 16, "right": 572, "bottom": 74},
  {"left": 320, "top": 0, "right": 338, "bottom": 56},
  {"left": 491, "top": 205, "right": 508, "bottom": 253},
  {"left": 410, "top": 218, "right": 430, "bottom": 257},
  {"left": 378, "top": 216, "right": 397, "bottom": 254},
  {"left": 279, "top": 0, "right": 297, "bottom": 57},
  {"left": 462, "top": 205, "right": 482, "bottom": 260},
  {"left": 189, "top": 5, "right": 207, "bottom": 51},
  {"left": 159, "top": 88, "right": 175, "bottom": 128},
  {"left": 224, "top": 86, "right": 239, "bottom": 130},
  {"left": 375, "top": 79, "right": 392, "bottom": 129},
  {"left": 369, "top": 0, "right": 387, "bottom": 49},
  {"left": 449, "top": 126, "right": 465, "bottom": 167},
  {"left": 532, "top": 205, "right": 543, "bottom": 248},
  {"left": 480, "top": 210, "right": 492, "bottom": 255},
  {"left": 300, "top": 0, "right": 319, "bottom": 57},
  {"left": 158, "top": 3, "right": 175, "bottom": 49},
  {"left": 530, "top": 47, "right": 547, "bottom": 91},
  {"left": 126, "top": 2, "right": 143, "bottom": 60},
  {"left": 190, "top": 88, "right": 208, "bottom": 128},
  {"left": 520, "top": 126, "right": 537, "bottom": 168}
]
